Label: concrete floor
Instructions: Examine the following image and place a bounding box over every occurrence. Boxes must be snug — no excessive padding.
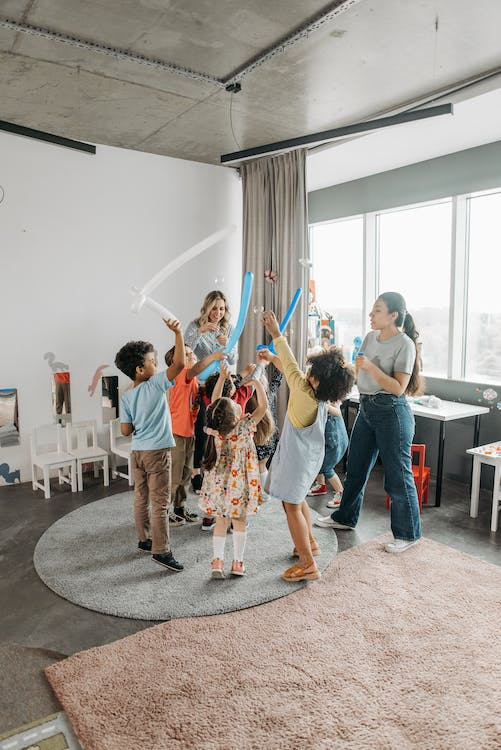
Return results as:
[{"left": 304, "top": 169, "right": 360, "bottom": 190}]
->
[{"left": 0, "top": 469, "right": 499, "bottom": 657}]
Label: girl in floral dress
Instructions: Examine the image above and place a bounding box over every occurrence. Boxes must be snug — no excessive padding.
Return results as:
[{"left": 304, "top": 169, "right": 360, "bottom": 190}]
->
[{"left": 199, "top": 377, "right": 268, "bottom": 578}]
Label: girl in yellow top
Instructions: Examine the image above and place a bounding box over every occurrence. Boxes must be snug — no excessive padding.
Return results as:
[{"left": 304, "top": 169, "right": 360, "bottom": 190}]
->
[{"left": 262, "top": 311, "right": 355, "bottom": 582}]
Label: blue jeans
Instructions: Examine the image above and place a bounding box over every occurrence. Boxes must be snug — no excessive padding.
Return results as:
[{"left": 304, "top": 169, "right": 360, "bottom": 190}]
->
[
  {"left": 320, "top": 415, "right": 349, "bottom": 479},
  {"left": 332, "top": 393, "right": 422, "bottom": 542}
]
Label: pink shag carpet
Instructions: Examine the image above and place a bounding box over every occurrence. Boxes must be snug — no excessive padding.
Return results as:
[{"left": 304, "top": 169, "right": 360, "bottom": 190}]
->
[{"left": 45, "top": 537, "right": 501, "bottom": 750}]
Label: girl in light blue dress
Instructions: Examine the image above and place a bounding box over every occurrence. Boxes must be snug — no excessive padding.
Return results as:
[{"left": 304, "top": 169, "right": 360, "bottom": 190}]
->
[{"left": 262, "top": 311, "right": 355, "bottom": 582}]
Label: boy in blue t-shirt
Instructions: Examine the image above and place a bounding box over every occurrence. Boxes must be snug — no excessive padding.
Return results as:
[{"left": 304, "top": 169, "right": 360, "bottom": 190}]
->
[{"left": 115, "top": 318, "right": 185, "bottom": 572}]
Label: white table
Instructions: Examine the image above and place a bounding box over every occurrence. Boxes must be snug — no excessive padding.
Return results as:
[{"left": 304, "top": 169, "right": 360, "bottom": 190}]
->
[
  {"left": 342, "top": 391, "right": 489, "bottom": 507},
  {"left": 466, "top": 442, "right": 501, "bottom": 532}
]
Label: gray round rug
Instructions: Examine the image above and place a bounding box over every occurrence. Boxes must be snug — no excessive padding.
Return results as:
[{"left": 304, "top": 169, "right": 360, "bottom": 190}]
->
[{"left": 34, "top": 491, "right": 338, "bottom": 620}]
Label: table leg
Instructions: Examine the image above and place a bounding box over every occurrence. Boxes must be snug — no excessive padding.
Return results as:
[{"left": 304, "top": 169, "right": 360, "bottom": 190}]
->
[
  {"left": 470, "top": 455, "right": 481, "bottom": 518},
  {"left": 491, "top": 463, "right": 501, "bottom": 533},
  {"left": 435, "top": 422, "right": 446, "bottom": 507},
  {"left": 469, "top": 415, "right": 482, "bottom": 494}
]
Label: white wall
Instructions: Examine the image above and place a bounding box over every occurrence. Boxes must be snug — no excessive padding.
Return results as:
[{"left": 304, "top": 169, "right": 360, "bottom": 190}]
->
[{"left": 0, "top": 131, "right": 242, "bottom": 482}]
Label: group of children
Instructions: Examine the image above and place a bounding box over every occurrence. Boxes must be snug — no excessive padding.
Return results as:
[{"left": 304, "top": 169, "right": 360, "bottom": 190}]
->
[{"left": 115, "top": 310, "right": 355, "bottom": 582}]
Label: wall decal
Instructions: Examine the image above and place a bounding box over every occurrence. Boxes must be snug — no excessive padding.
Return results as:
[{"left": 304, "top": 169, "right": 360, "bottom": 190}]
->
[
  {"left": 0, "top": 462, "right": 20, "bottom": 484},
  {"left": 43, "top": 352, "right": 69, "bottom": 372},
  {"left": 88, "top": 364, "right": 109, "bottom": 396}
]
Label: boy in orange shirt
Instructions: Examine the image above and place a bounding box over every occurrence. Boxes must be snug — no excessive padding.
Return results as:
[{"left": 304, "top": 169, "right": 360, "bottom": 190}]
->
[{"left": 165, "top": 344, "right": 225, "bottom": 525}]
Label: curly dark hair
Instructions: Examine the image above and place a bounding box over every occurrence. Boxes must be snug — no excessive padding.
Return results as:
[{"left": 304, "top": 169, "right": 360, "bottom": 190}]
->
[
  {"left": 203, "top": 397, "right": 238, "bottom": 471},
  {"left": 115, "top": 341, "right": 154, "bottom": 381},
  {"left": 307, "top": 346, "right": 356, "bottom": 402},
  {"left": 204, "top": 372, "right": 234, "bottom": 400}
]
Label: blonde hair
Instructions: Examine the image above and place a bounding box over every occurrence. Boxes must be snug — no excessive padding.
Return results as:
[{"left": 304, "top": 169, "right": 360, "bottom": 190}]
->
[{"left": 197, "top": 291, "right": 231, "bottom": 336}]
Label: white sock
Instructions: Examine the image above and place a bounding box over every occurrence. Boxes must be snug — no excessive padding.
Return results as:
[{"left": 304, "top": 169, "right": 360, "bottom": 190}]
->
[
  {"left": 213, "top": 534, "right": 226, "bottom": 561},
  {"left": 232, "top": 531, "right": 247, "bottom": 562}
]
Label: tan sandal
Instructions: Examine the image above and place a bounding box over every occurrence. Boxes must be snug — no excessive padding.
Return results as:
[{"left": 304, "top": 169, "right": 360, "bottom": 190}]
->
[
  {"left": 210, "top": 558, "right": 225, "bottom": 579},
  {"left": 282, "top": 562, "right": 321, "bottom": 582},
  {"left": 230, "top": 560, "right": 246, "bottom": 576}
]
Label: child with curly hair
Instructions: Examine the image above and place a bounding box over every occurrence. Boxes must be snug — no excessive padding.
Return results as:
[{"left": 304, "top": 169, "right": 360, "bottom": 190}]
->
[
  {"left": 199, "top": 376, "right": 268, "bottom": 578},
  {"left": 262, "top": 310, "right": 355, "bottom": 582}
]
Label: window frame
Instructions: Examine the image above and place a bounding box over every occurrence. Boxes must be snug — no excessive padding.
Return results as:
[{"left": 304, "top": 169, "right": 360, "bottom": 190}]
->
[{"left": 309, "top": 186, "right": 501, "bottom": 386}]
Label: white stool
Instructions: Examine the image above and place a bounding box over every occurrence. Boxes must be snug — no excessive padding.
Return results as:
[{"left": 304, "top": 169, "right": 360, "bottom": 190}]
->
[{"left": 467, "top": 442, "right": 501, "bottom": 532}]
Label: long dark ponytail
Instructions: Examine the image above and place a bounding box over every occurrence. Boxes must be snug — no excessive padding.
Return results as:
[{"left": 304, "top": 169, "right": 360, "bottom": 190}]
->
[
  {"left": 203, "top": 397, "right": 238, "bottom": 471},
  {"left": 379, "top": 292, "right": 423, "bottom": 396}
]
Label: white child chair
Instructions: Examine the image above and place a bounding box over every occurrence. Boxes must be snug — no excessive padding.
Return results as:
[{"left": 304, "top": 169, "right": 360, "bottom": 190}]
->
[
  {"left": 66, "top": 420, "right": 109, "bottom": 492},
  {"left": 109, "top": 418, "right": 133, "bottom": 485},
  {"left": 30, "top": 423, "right": 77, "bottom": 499}
]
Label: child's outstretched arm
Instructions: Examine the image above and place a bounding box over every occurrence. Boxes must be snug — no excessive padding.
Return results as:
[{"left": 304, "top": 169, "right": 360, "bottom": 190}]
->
[
  {"left": 165, "top": 319, "right": 186, "bottom": 381},
  {"left": 211, "top": 360, "right": 231, "bottom": 402},
  {"left": 246, "top": 378, "right": 268, "bottom": 423},
  {"left": 186, "top": 349, "right": 225, "bottom": 381},
  {"left": 262, "top": 311, "right": 304, "bottom": 391},
  {"left": 257, "top": 347, "right": 283, "bottom": 373}
]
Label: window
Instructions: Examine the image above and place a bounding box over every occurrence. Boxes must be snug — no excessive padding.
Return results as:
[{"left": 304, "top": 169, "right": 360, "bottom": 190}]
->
[
  {"left": 378, "top": 200, "right": 452, "bottom": 378},
  {"left": 310, "top": 217, "right": 364, "bottom": 359},
  {"left": 310, "top": 186, "right": 501, "bottom": 386},
  {"left": 465, "top": 190, "right": 501, "bottom": 384}
]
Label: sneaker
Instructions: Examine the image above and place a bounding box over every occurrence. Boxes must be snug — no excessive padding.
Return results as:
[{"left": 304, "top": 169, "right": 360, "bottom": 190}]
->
[
  {"left": 191, "top": 474, "right": 203, "bottom": 493},
  {"left": 152, "top": 551, "right": 184, "bottom": 571},
  {"left": 326, "top": 492, "right": 343, "bottom": 509},
  {"left": 201, "top": 517, "right": 216, "bottom": 531},
  {"left": 314, "top": 515, "right": 354, "bottom": 529},
  {"left": 384, "top": 539, "right": 419, "bottom": 554},
  {"left": 211, "top": 558, "right": 225, "bottom": 579},
  {"left": 169, "top": 512, "right": 185, "bottom": 527},
  {"left": 230, "top": 560, "right": 246, "bottom": 576},
  {"left": 173, "top": 506, "right": 198, "bottom": 523},
  {"left": 137, "top": 538, "right": 152, "bottom": 552},
  {"left": 307, "top": 483, "right": 327, "bottom": 496}
]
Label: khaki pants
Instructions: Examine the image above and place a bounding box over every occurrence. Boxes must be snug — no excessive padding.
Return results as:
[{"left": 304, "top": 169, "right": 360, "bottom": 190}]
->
[
  {"left": 131, "top": 448, "right": 171, "bottom": 554},
  {"left": 170, "top": 435, "right": 195, "bottom": 508}
]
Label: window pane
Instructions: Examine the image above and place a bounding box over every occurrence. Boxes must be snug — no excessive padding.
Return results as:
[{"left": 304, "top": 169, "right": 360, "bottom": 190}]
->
[
  {"left": 465, "top": 190, "right": 501, "bottom": 385},
  {"left": 310, "top": 218, "right": 364, "bottom": 360},
  {"left": 378, "top": 201, "right": 452, "bottom": 378}
]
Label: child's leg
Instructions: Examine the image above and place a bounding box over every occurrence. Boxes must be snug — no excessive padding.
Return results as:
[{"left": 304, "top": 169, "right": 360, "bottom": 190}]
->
[
  {"left": 212, "top": 516, "right": 229, "bottom": 559},
  {"left": 170, "top": 436, "right": 185, "bottom": 511},
  {"left": 211, "top": 516, "right": 229, "bottom": 576},
  {"left": 230, "top": 516, "right": 247, "bottom": 574},
  {"left": 327, "top": 470, "right": 344, "bottom": 494},
  {"left": 145, "top": 449, "right": 171, "bottom": 555},
  {"left": 131, "top": 451, "right": 150, "bottom": 542},
  {"left": 283, "top": 501, "right": 315, "bottom": 567}
]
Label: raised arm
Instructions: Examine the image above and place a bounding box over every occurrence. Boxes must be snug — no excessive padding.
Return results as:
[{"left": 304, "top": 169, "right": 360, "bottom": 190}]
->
[
  {"left": 186, "top": 349, "right": 225, "bottom": 381},
  {"left": 211, "top": 360, "right": 231, "bottom": 402},
  {"left": 246, "top": 378, "right": 268, "bottom": 423},
  {"left": 165, "top": 319, "right": 185, "bottom": 381},
  {"left": 256, "top": 347, "right": 283, "bottom": 373}
]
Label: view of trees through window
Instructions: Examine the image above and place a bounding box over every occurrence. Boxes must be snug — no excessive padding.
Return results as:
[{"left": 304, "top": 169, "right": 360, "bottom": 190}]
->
[{"left": 310, "top": 188, "right": 501, "bottom": 385}]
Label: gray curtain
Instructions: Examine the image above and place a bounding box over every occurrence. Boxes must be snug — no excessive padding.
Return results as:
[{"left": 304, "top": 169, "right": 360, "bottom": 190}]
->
[{"left": 239, "top": 149, "right": 309, "bottom": 423}]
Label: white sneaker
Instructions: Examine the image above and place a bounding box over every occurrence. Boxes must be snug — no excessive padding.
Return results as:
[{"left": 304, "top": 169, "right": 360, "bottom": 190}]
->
[
  {"left": 314, "top": 515, "right": 353, "bottom": 529},
  {"left": 326, "top": 492, "right": 343, "bottom": 509},
  {"left": 384, "top": 539, "right": 419, "bottom": 553}
]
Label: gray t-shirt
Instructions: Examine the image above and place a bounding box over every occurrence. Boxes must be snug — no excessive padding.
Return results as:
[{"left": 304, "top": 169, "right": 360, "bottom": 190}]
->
[{"left": 357, "top": 331, "right": 415, "bottom": 395}]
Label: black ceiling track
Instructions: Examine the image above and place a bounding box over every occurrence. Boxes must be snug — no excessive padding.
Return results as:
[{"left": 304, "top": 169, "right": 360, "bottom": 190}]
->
[{"left": 0, "top": 120, "right": 96, "bottom": 154}]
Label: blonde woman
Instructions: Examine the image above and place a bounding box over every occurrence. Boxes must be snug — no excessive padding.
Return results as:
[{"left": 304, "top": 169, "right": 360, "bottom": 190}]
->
[{"left": 184, "top": 291, "right": 236, "bottom": 514}]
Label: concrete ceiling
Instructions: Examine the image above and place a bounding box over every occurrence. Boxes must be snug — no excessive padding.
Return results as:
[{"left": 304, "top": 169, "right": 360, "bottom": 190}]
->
[{"left": 1, "top": 0, "right": 501, "bottom": 166}]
